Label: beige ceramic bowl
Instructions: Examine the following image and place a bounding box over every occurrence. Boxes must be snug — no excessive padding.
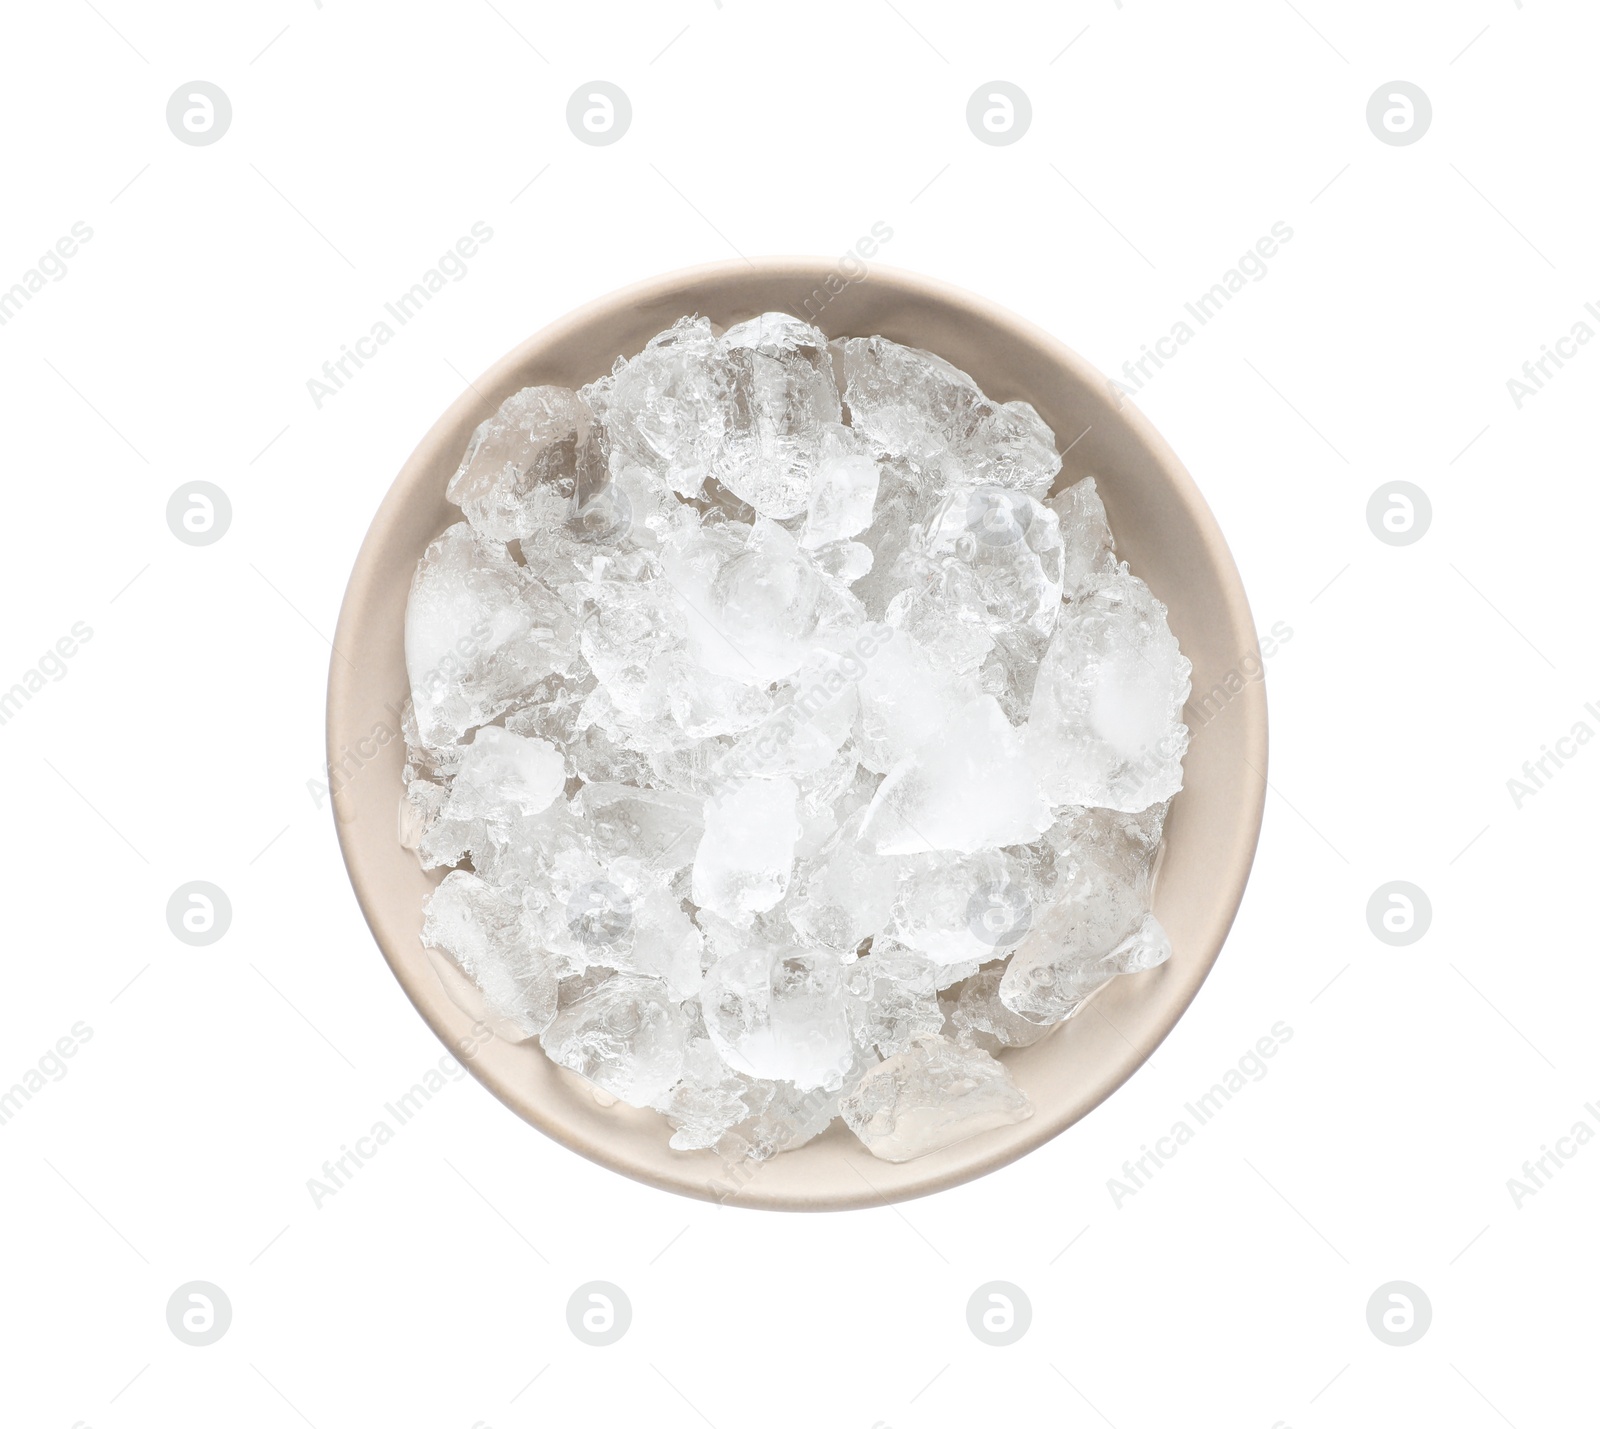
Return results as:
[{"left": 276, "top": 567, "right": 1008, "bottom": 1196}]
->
[{"left": 328, "top": 258, "right": 1267, "bottom": 1211}]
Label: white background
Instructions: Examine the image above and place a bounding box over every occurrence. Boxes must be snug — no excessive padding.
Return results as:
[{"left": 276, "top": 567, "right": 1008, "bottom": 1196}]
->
[{"left": 2, "top": 1, "right": 1595, "bottom": 1425}]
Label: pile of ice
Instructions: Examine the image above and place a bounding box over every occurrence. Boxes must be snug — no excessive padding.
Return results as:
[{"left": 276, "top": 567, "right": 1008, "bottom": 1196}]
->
[{"left": 399, "top": 312, "right": 1191, "bottom": 1165}]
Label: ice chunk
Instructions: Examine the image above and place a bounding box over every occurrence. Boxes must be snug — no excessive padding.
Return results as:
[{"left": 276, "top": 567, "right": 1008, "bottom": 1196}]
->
[
  {"left": 1026, "top": 568, "right": 1191, "bottom": 811},
  {"left": 567, "top": 717, "right": 654, "bottom": 789},
  {"left": 532, "top": 841, "right": 704, "bottom": 999},
  {"left": 540, "top": 974, "right": 691, "bottom": 1106},
  {"left": 447, "top": 726, "right": 565, "bottom": 819},
  {"left": 884, "top": 562, "right": 994, "bottom": 676},
  {"left": 809, "top": 539, "right": 874, "bottom": 585},
  {"left": 582, "top": 316, "right": 729, "bottom": 498},
  {"left": 1048, "top": 474, "right": 1117, "bottom": 596},
  {"left": 714, "top": 313, "right": 842, "bottom": 519},
  {"left": 576, "top": 782, "right": 704, "bottom": 870},
  {"left": 572, "top": 564, "right": 685, "bottom": 721},
  {"left": 664, "top": 518, "right": 859, "bottom": 685},
  {"left": 845, "top": 954, "right": 944, "bottom": 1058},
  {"left": 701, "top": 944, "right": 855, "bottom": 1089},
  {"left": 418, "top": 726, "right": 567, "bottom": 869},
  {"left": 948, "top": 967, "right": 1053, "bottom": 1051},
  {"left": 801, "top": 425, "right": 881, "bottom": 548},
  {"left": 977, "top": 628, "right": 1049, "bottom": 725},
  {"left": 421, "top": 871, "right": 558, "bottom": 1036},
  {"left": 789, "top": 744, "right": 866, "bottom": 862},
  {"left": 853, "top": 624, "right": 970, "bottom": 772},
  {"left": 1000, "top": 905, "right": 1169, "bottom": 1026},
  {"left": 401, "top": 697, "right": 464, "bottom": 784},
  {"left": 853, "top": 629, "right": 1051, "bottom": 853},
  {"left": 566, "top": 473, "right": 634, "bottom": 548},
  {"left": 719, "top": 647, "right": 860, "bottom": 781},
  {"left": 999, "top": 804, "right": 1172, "bottom": 1024},
  {"left": 786, "top": 809, "right": 900, "bottom": 951},
  {"left": 446, "top": 385, "right": 606, "bottom": 542},
  {"left": 692, "top": 777, "right": 801, "bottom": 922},
  {"left": 646, "top": 731, "right": 743, "bottom": 799},
  {"left": 999, "top": 823, "right": 1073, "bottom": 917},
  {"left": 859, "top": 696, "right": 1051, "bottom": 855},
  {"left": 848, "top": 463, "right": 927, "bottom": 621},
  {"left": 601, "top": 462, "right": 692, "bottom": 552},
  {"left": 886, "top": 849, "right": 1030, "bottom": 964},
  {"left": 398, "top": 777, "right": 446, "bottom": 855},
  {"left": 405, "top": 522, "right": 577, "bottom": 747},
  {"left": 652, "top": 648, "right": 775, "bottom": 740},
  {"left": 654, "top": 1035, "right": 758, "bottom": 1152},
  {"left": 721, "top": 310, "right": 830, "bottom": 358},
  {"left": 835, "top": 336, "right": 988, "bottom": 466},
  {"left": 716, "top": 1075, "right": 848, "bottom": 1163},
  {"left": 834, "top": 337, "right": 1060, "bottom": 495},
  {"left": 871, "top": 939, "right": 983, "bottom": 993},
  {"left": 983, "top": 400, "right": 1065, "bottom": 497},
  {"left": 502, "top": 673, "right": 592, "bottom": 769},
  {"left": 921, "top": 486, "right": 1065, "bottom": 641},
  {"left": 580, "top": 881, "right": 705, "bottom": 1001},
  {"left": 466, "top": 800, "right": 595, "bottom": 922},
  {"left": 840, "top": 1036, "right": 1032, "bottom": 1162}
]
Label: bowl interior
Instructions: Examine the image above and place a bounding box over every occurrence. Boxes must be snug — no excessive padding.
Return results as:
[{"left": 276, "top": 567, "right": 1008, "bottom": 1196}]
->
[{"left": 328, "top": 258, "right": 1267, "bottom": 1210}]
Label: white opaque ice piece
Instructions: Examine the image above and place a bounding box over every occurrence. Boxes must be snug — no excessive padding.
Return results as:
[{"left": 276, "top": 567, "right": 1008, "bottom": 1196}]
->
[
  {"left": 447, "top": 725, "right": 566, "bottom": 819},
  {"left": 859, "top": 697, "right": 1051, "bottom": 855},
  {"left": 691, "top": 776, "right": 802, "bottom": 922}
]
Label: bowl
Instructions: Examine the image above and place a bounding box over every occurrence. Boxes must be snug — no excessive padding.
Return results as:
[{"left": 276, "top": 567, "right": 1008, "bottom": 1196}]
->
[{"left": 327, "top": 258, "right": 1268, "bottom": 1210}]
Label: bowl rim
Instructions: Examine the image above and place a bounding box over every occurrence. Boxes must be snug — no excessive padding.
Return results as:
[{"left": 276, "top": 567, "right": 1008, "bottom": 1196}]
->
[{"left": 328, "top": 256, "right": 1268, "bottom": 1210}]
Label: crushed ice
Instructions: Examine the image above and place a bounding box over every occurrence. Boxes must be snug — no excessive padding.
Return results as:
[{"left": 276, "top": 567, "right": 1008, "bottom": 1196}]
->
[{"left": 400, "top": 313, "right": 1191, "bottom": 1165}]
